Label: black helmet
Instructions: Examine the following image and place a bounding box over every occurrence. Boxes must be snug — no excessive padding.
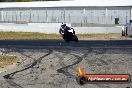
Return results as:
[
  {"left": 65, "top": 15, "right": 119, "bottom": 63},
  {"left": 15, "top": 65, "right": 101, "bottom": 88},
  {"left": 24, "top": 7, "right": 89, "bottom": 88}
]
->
[
  {"left": 61, "top": 23, "right": 66, "bottom": 28},
  {"left": 62, "top": 24, "right": 66, "bottom": 26}
]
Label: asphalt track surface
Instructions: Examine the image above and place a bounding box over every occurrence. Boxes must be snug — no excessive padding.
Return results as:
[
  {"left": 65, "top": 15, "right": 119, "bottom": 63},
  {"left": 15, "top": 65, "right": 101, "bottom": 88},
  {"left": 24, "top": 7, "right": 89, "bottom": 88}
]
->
[{"left": 0, "top": 39, "right": 132, "bottom": 88}]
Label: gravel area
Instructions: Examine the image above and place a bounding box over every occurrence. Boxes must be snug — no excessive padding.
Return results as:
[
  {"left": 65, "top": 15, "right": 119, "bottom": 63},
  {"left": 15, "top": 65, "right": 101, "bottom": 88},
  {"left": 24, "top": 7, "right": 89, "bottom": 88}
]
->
[{"left": 0, "top": 46, "right": 131, "bottom": 88}]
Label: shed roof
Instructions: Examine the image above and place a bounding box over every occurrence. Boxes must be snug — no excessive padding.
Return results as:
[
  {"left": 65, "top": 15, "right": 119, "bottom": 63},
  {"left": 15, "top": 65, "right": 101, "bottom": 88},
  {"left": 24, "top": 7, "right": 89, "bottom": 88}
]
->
[{"left": 0, "top": 0, "right": 132, "bottom": 8}]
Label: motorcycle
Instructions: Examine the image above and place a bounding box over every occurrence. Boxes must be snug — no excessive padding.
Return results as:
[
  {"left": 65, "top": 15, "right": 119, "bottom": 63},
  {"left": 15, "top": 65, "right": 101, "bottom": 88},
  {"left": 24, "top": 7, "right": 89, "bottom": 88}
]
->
[{"left": 60, "top": 27, "right": 78, "bottom": 42}]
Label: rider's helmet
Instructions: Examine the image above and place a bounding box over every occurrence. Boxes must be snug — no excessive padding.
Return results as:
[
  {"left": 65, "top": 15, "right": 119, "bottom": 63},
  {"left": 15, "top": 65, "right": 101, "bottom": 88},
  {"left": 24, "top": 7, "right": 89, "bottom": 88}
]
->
[{"left": 61, "top": 23, "right": 66, "bottom": 29}]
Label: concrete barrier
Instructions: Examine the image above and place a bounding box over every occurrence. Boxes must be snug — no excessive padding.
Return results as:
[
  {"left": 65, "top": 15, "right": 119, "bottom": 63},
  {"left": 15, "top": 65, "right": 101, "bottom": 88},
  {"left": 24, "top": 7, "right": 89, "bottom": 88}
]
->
[
  {"left": 0, "top": 23, "right": 122, "bottom": 34},
  {"left": 74, "top": 27, "right": 122, "bottom": 34}
]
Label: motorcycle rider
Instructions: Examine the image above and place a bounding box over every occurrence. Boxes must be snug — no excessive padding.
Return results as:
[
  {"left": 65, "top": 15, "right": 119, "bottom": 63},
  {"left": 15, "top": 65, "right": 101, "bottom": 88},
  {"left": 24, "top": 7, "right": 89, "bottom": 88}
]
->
[
  {"left": 59, "top": 23, "right": 78, "bottom": 42},
  {"left": 59, "top": 23, "right": 66, "bottom": 35},
  {"left": 59, "top": 23, "right": 75, "bottom": 35}
]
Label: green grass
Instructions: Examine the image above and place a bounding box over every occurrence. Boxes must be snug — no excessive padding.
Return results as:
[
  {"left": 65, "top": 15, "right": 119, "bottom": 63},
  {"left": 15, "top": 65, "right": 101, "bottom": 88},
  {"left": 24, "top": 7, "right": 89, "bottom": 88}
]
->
[
  {"left": 0, "top": 32, "right": 123, "bottom": 40},
  {"left": 0, "top": 55, "right": 18, "bottom": 67},
  {"left": 77, "top": 33, "right": 123, "bottom": 39},
  {"left": 0, "top": 32, "right": 61, "bottom": 40}
]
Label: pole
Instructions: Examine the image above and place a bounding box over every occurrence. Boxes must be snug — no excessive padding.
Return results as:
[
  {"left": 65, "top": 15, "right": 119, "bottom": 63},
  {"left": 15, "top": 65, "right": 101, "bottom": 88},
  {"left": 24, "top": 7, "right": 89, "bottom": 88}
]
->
[
  {"left": 63, "top": 8, "right": 65, "bottom": 23},
  {"left": 83, "top": 8, "right": 85, "bottom": 24},
  {"left": 51, "top": 10, "right": 53, "bottom": 23},
  {"left": 69, "top": 14, "right": 70, "bottom": 23},
  {"left": 130, "top": 7, "right": 132, "bottom": 21},
  {"left": 20, "top": 12, "right": 22, "bottom": 22},
  {"left": 46, "top": 8, "right": 48, "bottom": 23},
  {"left": 106, "top": 7, "right": 108, "bottom": 34},
  {"left": 61, "top": 12, "right": 62, "bottom": 23},
  {"left": 106, "top": 8, "right": 108, "bottom": 24},
  {"left": 29, "top": 9, "right": 31, "bottom": 23},
  {"left": 1, "top": 10, "right": 3, "bottom": 22},
  {"left": 6, "top": 12, "right": 7, "bottom": 22},
  {"left": 15, "top": 11, "right": 17, "bottom": 23}
]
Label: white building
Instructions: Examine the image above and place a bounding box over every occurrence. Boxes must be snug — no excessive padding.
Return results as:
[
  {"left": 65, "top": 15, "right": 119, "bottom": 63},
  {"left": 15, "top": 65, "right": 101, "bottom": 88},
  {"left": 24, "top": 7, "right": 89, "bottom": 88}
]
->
[{"left": 0, "top": 0, "right": 132, "bottom": 26}]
